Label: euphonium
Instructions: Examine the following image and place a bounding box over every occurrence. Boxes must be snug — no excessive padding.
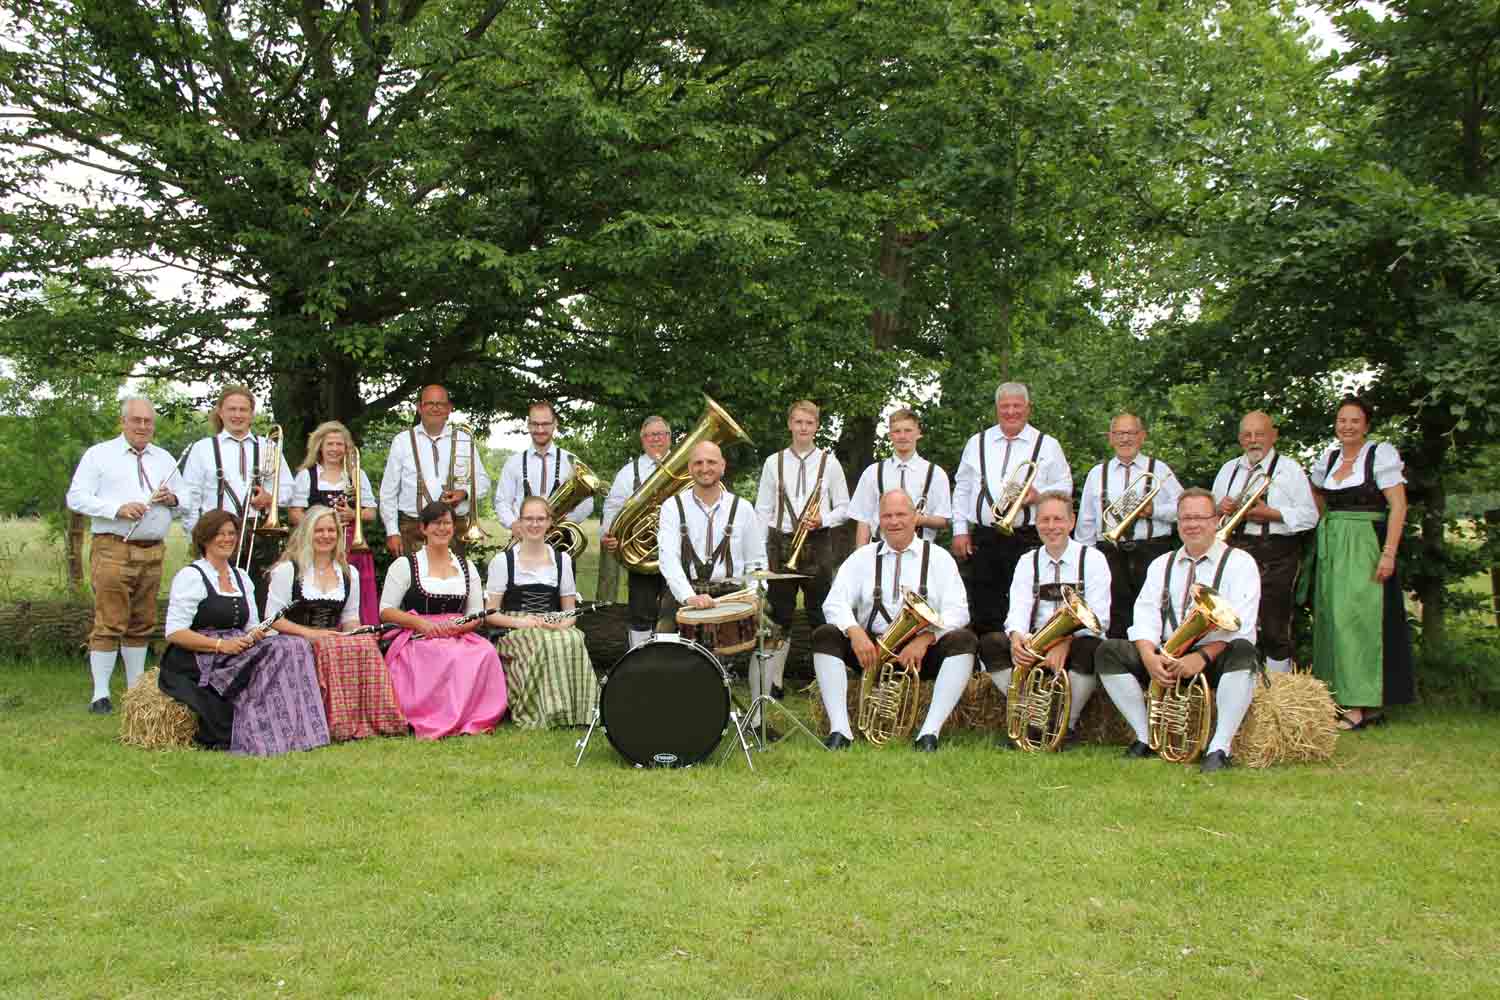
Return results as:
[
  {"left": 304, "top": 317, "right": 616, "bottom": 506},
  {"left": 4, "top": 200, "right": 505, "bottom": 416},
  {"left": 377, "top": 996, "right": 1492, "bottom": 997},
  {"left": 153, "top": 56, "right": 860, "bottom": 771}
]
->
[
  {"left": 347, "top": 442, "right": 370, "bottom": 553},
  {"left": 1214, "top": 469, "right": 1272, "bottom": 543},
  {"left": 1147, "top": 583, "right": 1241, "bottom": 763},
  {"left": 451, "top": 422, "right": 491, "bottom": 544},
  {"left": 991, "top": 460, "right": 1039, "bottom": 536},
  {"left": 615, "top": 396, "right": 754, "bottom": 575},
  {"left": 1005, "top": 585, "right": 1104, "bottom": 752},
  {"left": 855, "top": 589, "right": 944, "bottom": 746},
  {"left": 783, "top": 457, "right": 827, "bottom": 572},
  {"left": 1101, "top": 472, "right": 1165, "bottom": 546},
  {"left": 539, "top": 460, "right": 603, "bottom": 557}
]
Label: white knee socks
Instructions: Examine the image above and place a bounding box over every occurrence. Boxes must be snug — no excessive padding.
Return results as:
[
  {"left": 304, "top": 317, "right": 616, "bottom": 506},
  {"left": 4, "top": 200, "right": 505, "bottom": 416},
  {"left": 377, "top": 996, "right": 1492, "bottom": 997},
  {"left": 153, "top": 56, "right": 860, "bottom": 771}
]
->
[
  {"left": 813, "top": 653, "right": 852, "bottom": 739},
  {"left": 89, "top": 650, "right": 117, "bottom": 701},
  {"left": 1208, "top": 670, "right": 1254, "bottom": 756},
  {"left": 1101, "top": 672, "right": 1150, "bottom": 744},
  {"left": 918, "top": 655, "right": 974, "bottom": 738},
  {"left": 120, "top": 646, "right": 148, "bottom": 688},
  {"left": 765, "top": 643, "right": 789, "bottom": 691},
  {"left": 987, "top": 668, "right": 1012, "bottom": 696},
  {"left": 1264, "top": 656, "right": 1292, "bottom": 674},
  {"left": 1067, "top": 672, "right": 1098, "bottom": 729}
]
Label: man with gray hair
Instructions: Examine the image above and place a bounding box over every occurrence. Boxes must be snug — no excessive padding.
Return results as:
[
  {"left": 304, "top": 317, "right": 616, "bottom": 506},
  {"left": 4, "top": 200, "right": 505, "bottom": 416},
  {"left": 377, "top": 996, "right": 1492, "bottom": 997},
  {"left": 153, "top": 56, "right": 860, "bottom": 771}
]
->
[
  {"left": 600, "top": 414, "right": 674, "bottom": 649},
  {"left": 66, "top": 396, "right": 183, "bottom": 713},
  {"left": 951, "top": 381, "right": 1072, "bottom": 639}
]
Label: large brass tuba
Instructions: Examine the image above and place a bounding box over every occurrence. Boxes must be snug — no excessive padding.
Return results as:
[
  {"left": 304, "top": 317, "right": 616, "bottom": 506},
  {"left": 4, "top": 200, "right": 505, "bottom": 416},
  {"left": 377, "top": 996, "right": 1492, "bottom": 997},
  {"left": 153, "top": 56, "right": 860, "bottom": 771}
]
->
[
  {"left": 1101, "top": 472, "right": 1165, "bottom": 546},
  {"left": 991, "top": 460, "right": 1039, "bottom": 536},
  {"left": 615, "top": 396, "right": 754, "bottom": 575},
  {"left": 1147, "top": 583, "right": 1241, "bottom": 763},
  {"left": 1005, "top": 585, "right": 1104, "bottom": 752},
  {"left": 1214, "top": 469, "right": 1272, "bottom": 544},
  {"left": 855, "top": 589, "right": 944, "bottom": 746}
]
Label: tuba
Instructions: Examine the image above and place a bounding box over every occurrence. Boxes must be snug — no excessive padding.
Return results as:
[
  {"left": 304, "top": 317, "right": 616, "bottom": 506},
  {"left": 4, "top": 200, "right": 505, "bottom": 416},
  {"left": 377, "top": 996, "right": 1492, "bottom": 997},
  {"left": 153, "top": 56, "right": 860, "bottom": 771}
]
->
[
  {"left": 1147, "top": 583, "right": 1241, "bottom": 763},
  {"left": 855, "top": 589, "right": 944, "bottom": 746},
  {"left": 450, "top": 423, "right": 491, "bottom": 545},
  {"left": 346, "top": 442, "right": 370, "bottom": 553},
  {"left": 1214, "top": 469, "right": 1272, "bottom": 544},
  {"left": 614, "top": 396, "right": 754, "bottom": 575},
  {"left": 539, "top": 459, "right": 603, "bottom": 557},
  {"left": 1005, "top": 585, "right": 1104, "bottom": 752},
  {"left": 1101, "top": 472, "right": 1165, "bottom": 546},
  {"left": 991, "top": 460, "right": 1039, "bottom": 536}
]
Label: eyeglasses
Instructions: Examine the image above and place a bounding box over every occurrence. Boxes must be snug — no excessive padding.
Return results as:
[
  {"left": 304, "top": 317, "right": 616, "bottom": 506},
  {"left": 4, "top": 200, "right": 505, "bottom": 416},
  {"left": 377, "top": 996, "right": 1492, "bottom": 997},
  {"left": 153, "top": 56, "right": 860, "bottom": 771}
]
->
[
  {"left": 1179, "top": 515, "right": 1218, "bottom": 523},
  {"left": 642, "top": 431, "right": 670, "bottom": 439},
  {"left": 528, "top": 420, "right": 555, "bottom": 429}
]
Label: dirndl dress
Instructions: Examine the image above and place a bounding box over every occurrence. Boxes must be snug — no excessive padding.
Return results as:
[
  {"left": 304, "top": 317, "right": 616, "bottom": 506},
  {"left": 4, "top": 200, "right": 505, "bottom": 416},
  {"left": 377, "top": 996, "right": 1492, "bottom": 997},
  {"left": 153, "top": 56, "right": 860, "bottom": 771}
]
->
[
  {"left": 303, "top": 472, "right": 380, "bottom": 626},
  {"left": 158, "top": 565, "right": 330, "bottom": 756},
  {"left": 286, "top": 565, "right": 406, "bottom": 741},
  {"left": 385, "top": 553, "right": 507, "bottom": 739},
  {"left": 488, "top": 547, "right": 598, "bottom": 729}
]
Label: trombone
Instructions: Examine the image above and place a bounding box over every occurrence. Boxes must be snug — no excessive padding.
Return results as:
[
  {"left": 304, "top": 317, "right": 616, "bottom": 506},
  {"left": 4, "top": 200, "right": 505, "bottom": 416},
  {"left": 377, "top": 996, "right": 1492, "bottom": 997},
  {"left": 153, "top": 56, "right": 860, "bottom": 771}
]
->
[
  {"left": 990, "top": 460, "right": 1038, "bottom": 536},
  {"left": 235, "top": 425, "right": 285, "bottom": 572},
  {"left": 1215, "top": 469, "right": 1272, "bottom": 543},
  {"left": 1100, "top": 471, "right": 1166, "bottom": 546}
]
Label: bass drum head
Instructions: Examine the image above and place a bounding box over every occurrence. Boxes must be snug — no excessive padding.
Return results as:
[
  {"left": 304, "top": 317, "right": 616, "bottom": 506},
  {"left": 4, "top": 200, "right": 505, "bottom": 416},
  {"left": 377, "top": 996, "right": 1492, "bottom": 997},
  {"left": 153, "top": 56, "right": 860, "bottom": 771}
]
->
[{"left": 600, "top": 636, "right": 730, "bottom": 768}]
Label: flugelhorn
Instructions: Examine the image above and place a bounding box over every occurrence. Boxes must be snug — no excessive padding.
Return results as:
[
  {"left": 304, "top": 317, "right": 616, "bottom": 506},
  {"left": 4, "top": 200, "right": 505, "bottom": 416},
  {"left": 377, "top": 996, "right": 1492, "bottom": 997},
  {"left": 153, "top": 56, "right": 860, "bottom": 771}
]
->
[
  {"left": 991, "top": 460, "right": 1038, "bottom": 536},
  {"left": 1215, "top": 469, "right": 1271, "bottom": 543},
  {"left": 451, "top": 423, "right": 490, "bottom": 544},
  {"left": 783, "top": 457, "right": 827, "bottom": 572},
  {"left": 614, "top": 396, "right": 754, "bottom": 575},
  {"left": 1147, "top": 583, "right": 1241, "bottom": 763},
  {"left": 1005, "top": 585, "right": 1104, "bottom": 752},
  {"left": 855, "top": 589, "right": 944, "bottom": 746},
  {"left": 1101, "top": 472, "right": 1165, "bottom": 546}
]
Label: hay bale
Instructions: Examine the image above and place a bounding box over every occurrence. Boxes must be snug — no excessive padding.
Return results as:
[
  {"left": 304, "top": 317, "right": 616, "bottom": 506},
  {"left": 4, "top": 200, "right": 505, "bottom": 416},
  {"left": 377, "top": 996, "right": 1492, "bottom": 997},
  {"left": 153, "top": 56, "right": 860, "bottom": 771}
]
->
[
  {"left": 1071, "top": 691, "right": 1135, "bottom": 746},
  {"left": 119, "top": 670, "right": 197, "bottom": 750},
  {"left": 1231, "top": 671, "right": 1339, "bottom": 768}
]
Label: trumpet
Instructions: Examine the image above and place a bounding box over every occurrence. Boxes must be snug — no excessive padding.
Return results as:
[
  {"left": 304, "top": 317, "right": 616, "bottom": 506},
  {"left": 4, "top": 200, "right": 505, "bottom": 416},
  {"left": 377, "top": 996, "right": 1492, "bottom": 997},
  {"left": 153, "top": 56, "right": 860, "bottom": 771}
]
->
[
  {"left": 451, "top": 423, "right": 490, "bottom": 545},
  {"left": 236, "top": 425, "right": 285, "bottom": 572},
  {"left": 855, "top": 589, "right": 944, "bottom": 746},
  {"left": 1101, "top": 472, "right": 1165, "bottom": 546},
  {"left": 1005, "top": 585, "right": 1104, "bottom": 752},
  {"left": 783, "top": 457, "right": 827, "bottom": 572},
  {"left": 346, "top": 442, "right": 369, "bottom": 553},
  {"left": 990, "top": 460, "right": 1038, "bottom": 536},
  {"left": 1147, "top": 583, "right": 1241, "bottom": 763},
  {"left": 1215, "top": 469, "right": 1272, "bottom": 543}
]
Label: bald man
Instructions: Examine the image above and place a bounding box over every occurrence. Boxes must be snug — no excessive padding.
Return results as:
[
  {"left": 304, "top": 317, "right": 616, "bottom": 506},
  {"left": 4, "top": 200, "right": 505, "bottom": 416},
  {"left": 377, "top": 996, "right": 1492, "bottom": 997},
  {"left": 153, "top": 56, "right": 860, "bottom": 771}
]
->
[{"left": 1210, "top": 411, "right": 1319, "bottom": 673}]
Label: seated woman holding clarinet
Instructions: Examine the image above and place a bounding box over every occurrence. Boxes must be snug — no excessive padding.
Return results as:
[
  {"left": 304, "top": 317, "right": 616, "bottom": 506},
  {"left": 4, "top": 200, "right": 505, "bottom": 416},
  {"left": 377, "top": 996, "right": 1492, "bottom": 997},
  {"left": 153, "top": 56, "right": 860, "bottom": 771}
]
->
[
  {"left": 483, "top": 496, "right": 599, "bottom": 729},
  {"left": 265, "top": 505, "right": 407, "bottom": 742},
  {"left": 158, "top": 510, "right": 330, "bottom": 756},
  {"left": 379, "top": 500, "right": 507, "bottom": 739}
]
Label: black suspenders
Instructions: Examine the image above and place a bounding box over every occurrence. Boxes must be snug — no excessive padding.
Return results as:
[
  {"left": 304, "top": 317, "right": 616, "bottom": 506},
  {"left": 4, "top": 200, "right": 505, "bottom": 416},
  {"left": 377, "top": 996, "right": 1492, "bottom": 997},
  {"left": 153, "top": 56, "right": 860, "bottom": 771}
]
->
[
  {"left": 976, "top": 430, "right": 1046, "bottom": 526},
  {"left": 864, "top": 541, "right": 932, "bottom": 632},
  {"left": 209, "top": 435, "right": 261, "bottom": 516},
  {"left": 675, "top": 493, "right": 741, "bottom": 586},
  {"left": 1160, "top": 548, "right": 1231, "bottom": 634}
]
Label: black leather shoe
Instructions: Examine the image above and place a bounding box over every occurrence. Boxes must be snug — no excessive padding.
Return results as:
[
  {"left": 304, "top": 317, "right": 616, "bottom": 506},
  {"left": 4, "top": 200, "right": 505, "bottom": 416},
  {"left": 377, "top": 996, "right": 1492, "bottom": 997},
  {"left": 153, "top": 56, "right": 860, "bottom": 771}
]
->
[
  {"left": 913, "top": 734, "right": 938, "bottom": 752},
  {"left": 770, "top": 683, "right": 785, "bottom": 701},
  {"left": 1199, "top": 750, "right": 1232, "bottom": 773},
  {"left": 998, "top": 736, "right": 1020, "bottom": 751},
  {"left": 89, "top": 697, "right": 112, "bottom": 715},
  {"left": 824, "top": 732, "right": 853, "bottom": 751},
  {"left": 1123, "top": 740, "right": 1154, "bottom": 759}
]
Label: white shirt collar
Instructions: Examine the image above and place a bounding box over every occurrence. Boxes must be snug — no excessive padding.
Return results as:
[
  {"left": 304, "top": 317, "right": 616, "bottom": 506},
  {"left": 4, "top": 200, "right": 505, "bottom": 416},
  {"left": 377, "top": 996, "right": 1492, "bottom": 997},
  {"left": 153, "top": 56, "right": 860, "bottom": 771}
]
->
[
  {"left": 992, "top": 423, "right": 1036, "bottom": 444},
  {"left": 416, "top": 422, "right": 452, "bottom": 442},
  {"left": 1242, "top": 447, "right": 1277, "bottom": 471}
]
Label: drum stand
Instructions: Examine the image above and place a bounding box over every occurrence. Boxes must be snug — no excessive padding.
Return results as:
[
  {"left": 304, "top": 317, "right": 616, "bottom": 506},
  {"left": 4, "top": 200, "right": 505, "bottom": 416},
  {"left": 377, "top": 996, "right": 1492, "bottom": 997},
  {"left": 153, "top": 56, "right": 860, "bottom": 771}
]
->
[{"left": 721, "top": 576, "right": 828, "bottom": 765}]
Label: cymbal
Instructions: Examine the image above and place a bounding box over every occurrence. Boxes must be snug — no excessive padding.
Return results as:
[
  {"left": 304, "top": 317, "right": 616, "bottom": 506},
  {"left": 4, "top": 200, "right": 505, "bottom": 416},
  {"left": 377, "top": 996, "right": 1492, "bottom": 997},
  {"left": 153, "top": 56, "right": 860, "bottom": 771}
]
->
[{"left": 746, "top": 569, "right": 810, "bottom": 580}]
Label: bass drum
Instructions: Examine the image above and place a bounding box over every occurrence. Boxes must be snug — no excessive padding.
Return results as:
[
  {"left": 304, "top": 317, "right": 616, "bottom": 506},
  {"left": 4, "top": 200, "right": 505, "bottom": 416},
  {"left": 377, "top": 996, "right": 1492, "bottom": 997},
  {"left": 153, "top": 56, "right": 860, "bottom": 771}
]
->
[{"left": 600, "top": 635, "right": 731, "bottom": 768}]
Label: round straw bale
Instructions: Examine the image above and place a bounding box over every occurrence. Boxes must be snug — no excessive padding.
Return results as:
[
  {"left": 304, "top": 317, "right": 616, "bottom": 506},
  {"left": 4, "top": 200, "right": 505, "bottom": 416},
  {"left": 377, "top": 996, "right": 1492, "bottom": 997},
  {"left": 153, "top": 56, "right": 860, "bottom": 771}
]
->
[
  {"left": 1231, "top": 671, "right": 1339, "bottom": 768},
  {"left": 119, "top": 669, "right": 197, "bottom": 750}
]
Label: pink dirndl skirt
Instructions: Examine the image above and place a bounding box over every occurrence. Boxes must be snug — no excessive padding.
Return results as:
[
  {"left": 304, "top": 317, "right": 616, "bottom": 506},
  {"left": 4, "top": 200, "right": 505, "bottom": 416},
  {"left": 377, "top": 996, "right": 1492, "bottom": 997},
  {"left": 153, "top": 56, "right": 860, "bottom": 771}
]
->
[{"left": 385, "top": 614, "right": 508, "bottom": 739}]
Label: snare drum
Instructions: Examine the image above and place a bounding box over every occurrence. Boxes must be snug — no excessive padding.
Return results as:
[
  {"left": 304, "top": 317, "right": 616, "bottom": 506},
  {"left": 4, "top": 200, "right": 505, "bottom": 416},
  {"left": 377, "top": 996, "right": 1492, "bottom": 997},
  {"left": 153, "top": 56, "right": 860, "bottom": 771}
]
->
[
  {"left": 599, "top": 636, "right": 731, "bottom": 768},
  {"left": 675, "top": 600, "right": 758, "bottom": 656}
]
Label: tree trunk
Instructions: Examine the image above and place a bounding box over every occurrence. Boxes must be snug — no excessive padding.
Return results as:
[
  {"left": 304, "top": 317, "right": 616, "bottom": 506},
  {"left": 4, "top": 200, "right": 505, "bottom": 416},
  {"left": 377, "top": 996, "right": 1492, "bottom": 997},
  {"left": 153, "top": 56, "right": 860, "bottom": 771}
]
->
[
  {"left": 1487, "top": 509, "right": 1500, "bottom": 629},
  {"left": 1415, "top": 445, "right": 1447, "bottom": 659}
]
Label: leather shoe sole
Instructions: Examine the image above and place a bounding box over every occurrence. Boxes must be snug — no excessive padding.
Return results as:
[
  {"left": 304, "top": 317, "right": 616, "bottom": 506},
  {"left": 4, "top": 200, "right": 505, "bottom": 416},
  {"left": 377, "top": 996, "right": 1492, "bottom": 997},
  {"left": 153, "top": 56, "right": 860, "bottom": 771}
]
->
[
  {"left": 913, "top": 734, "right": 938, "bottom": 752},
  {"left": 89, "top": 697, "right": 112, "bottom": 715},
  {"left": 1199, "top": 750, "right": 1232, "bottom": 773},
  {"left": 824, "top": 732, "right": 853, "bottom": 751},
  {"left": 1123, "top": 740, "right": 1154, "bottom": 759}
]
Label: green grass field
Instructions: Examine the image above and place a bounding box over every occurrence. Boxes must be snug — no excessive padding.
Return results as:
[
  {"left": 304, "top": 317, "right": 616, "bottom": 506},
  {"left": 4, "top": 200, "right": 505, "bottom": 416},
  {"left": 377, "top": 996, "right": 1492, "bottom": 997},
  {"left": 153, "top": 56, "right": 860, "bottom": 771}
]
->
[{"left": 2, "top": 657, "right": 1497, "bottom": 999}]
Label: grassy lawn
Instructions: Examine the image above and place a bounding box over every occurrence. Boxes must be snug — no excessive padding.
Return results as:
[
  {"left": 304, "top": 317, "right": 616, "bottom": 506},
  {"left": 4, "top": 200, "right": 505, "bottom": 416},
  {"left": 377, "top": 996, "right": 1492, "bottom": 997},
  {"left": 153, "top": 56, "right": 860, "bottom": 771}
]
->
[{"left": 2, "top": 658, "right": 1497, "bottom": 999}]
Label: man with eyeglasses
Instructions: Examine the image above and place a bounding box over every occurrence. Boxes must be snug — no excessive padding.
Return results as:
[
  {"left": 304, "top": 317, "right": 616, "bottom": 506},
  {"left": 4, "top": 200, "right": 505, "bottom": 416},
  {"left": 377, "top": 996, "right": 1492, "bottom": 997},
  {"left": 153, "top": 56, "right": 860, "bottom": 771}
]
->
[
  {"left": 1073, "top": 412, "right": 1182, "bottom": 638},
  {"left": 379, "top": 383, "right": 491, "bottom": 558},
  {"left": 494, "top": 400, "right": 594, "bottom": 535},
  {"left": 1093, "top": 488, "right": 1262, "bottom": 773},
  {"left": 600, "top": 415, "right": 674, "bottom": 649}
]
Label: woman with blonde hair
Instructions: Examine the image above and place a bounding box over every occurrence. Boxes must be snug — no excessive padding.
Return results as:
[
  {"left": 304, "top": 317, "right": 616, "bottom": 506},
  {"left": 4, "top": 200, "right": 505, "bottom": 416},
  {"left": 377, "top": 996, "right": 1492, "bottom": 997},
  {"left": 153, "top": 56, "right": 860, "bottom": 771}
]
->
[
  {"left": 267, "top": 506, "right": 406, "bottom": 741},
  {"left": 289, "top": 420, "right": 379, "bottom": 624}
]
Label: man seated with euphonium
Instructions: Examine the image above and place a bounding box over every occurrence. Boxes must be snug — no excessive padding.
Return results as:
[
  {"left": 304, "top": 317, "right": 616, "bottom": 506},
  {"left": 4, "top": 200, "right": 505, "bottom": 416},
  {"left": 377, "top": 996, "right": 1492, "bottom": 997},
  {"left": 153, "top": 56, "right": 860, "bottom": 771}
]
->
[
  {"left": 1094, "top": 488, "right": 1262, "bottom": 773},
  {"left": 814, "top": 491, "right": 976, "bottom": 752},
  {"left": 981, "top": 491, "right": 1112, "bottom": 748}
]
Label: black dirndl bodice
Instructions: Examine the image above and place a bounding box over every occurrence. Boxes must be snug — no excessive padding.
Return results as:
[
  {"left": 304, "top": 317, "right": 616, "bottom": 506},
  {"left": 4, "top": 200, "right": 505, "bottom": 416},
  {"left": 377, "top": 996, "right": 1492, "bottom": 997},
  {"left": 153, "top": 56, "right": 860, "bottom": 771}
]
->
[
  {"left": 1321, "top": 447, "right": 1388, "bottom": 514},
  {"left": 499, "top": 547, "right": 564, "bottom": 615},
  {"left": 399, "top": 552, "right": 469, "bottom": 614},
  {"left": 189, "top": 564, "right": 252, "bottom": 631},
  {"left": 286, "top": 564, "right": 351, "bottom": 630}
]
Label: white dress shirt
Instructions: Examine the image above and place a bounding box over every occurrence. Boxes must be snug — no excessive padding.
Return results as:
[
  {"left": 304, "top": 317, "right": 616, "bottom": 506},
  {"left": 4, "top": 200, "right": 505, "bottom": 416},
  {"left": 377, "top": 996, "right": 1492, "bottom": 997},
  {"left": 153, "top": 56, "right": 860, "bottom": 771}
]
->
[
  {"left": 658, "top": 487, "right": 767, "bottom": 602},
  {"left": 754, "top": 447, "right": 851, "bottom": 534},
  {"left": 66, "top": 435, "right": 182, "bottom": 541},
  {"left": 264, "top": 560, "right": 360, "bottom": 627},
  {"left": 1004, "top": 540, "right": 1113, "bottom": 639},
  {"left": 952, "top": 423, "right": 1072, "bottom": 535},
  {"left": 378, "top": 422, "right": 490, "bottom": 530},
  {"left": 1309, "top": 442, "right": 1406, "bottom": 491},
  {"left": 379, "top": 549, "right": 485, "bottom": 614},
  {"left": 847, "top": 454, "right": 953, "bottom": 542},
  {"left": 1211, "top": 447, "right": 1319, "bottom": 537},
  {"left": 601, "top": 454, "right": 661, "bottom": 535},
  {"left": 164, "top": 560, "right": 261, "bottom": 635},
  {"left": 290, "top": 465, "right": 376, "bottom": 512},
  {"left": 1074, "top": 455, "right": 1182, "bottom": 546},
  {"left": 180, "top": 431, "right": 297, "bottom": 532},
  {"left": 1126, "top": 541, "right": 1260, "bottom": 648},
  {"left": 494, "top": 445, "right": 595, "bottom": 529},
  {"left": 823, "top": 538, "right": 969, "bottom": 639},
  {"left": 484, "top": 551, "right": 579, "bottom": 601}
]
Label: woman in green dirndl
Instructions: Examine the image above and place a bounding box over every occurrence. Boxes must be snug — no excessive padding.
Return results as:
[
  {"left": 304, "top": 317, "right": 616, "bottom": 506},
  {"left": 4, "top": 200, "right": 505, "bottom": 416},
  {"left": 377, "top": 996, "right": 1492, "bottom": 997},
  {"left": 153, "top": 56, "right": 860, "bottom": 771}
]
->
[
  {"left": 1309, "top": 396, "right": 1414, "bottom": 730},
  {"left": 484, "top": 496, "right": 599, "bottom": 728}
]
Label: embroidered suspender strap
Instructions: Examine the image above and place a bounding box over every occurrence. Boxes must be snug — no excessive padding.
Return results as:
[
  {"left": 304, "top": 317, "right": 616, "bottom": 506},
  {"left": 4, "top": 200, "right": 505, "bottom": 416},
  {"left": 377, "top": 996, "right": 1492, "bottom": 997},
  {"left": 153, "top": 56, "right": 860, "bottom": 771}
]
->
[
  {"left": 1019, "top": 434, "right": 1045, "bottom": 527},
  {"left": 408, "top": 428, "right": 432, "bottom": 509},
  {"left": 1145, "top": 457, "right": 1157, "bottom": 539},
  {"left": 1160, "top": 551, "right": 1179, "bottom": 634},
  {"left": 874, "top": 461, "right": 885, "bottom": 542},
  {"left": 1212, "top": 548, "right": 1230, "bottom": 590},
  {"left": 442, "top": 428, "right": 457, "bottom": 497},
  {"left": 1029, "top": 548, "right": 1043, "bottom": 632},
  {"left": 920, "top": 461, "right": 936, "bottom": 510},
  {"left": 210, "top": 436, "right": 229, "bottom": 514},
  {"left": 1100, "top": 461, "right": 1110, "bottom": 510},
  {"left": 918, "top": 539, "right": 931, "bottom": 598},
  {"left": 776, "top": 452, "right": 796, "bottom": 532},
  {"left": 554, "top": 451, "right": 566, "bottom": 494},
  {"left": 632, "top": 456, "right": 642, "bottom": 492},
  {"left": 865, "top": 547, "right": 886, "bottom": 633},
  {"left": 718, "top": 496, "right": 741, "bottom": 581},
  {"left": 675, "top": 494, "right": 693, "bottom": 581},
  {"left": 975, "top": 432, "right": 991, "bottom": 523},
  {"left": 1254, "top": 454, "right": 1281, "bottom": 537}
]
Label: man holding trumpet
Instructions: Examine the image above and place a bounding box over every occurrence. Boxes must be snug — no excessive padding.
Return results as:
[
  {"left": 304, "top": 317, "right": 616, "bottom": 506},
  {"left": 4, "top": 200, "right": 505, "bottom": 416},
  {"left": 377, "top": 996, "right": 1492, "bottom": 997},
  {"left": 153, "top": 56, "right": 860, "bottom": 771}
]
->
[{"left": 66, "top": 396, "right": 182, "bottom": 713}]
